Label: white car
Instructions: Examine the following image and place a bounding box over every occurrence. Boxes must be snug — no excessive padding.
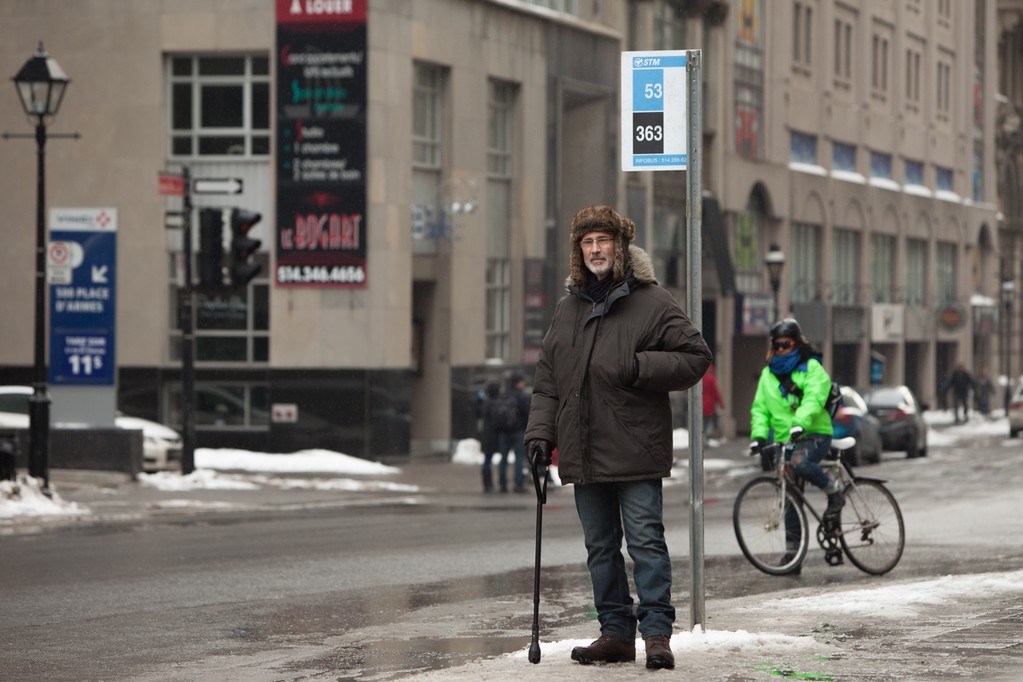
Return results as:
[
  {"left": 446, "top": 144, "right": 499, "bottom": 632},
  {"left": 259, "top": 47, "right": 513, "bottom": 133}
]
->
[{"left": 0, "top": 385, "right": 183, "bottom": 472}]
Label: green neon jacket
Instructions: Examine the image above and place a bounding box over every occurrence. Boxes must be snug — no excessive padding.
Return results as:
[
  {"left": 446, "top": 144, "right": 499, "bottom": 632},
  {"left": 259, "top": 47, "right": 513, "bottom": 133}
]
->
[{"left": 750, "top": 356, "right": 834, "bottom": 442}]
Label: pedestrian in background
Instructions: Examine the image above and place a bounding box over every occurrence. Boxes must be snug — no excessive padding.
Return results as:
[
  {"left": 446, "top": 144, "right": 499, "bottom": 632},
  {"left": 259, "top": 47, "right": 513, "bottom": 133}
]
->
[
  {"left": 949, "top": 363, "right": 974, "bottom": 424},
  {"left": 496, "top": 373, "right": 531, "bottom": 493},
  {"left": 525, "top": 204, "right": 712, "bottom": 670},
  {"left": 702, "top": 363, "right": 725, "bottom": 441},
  {"left": 975, "top": 367, "right": 995, "bottom": 419},
  {"left": 478, "top": 381, "right": 502, "bottom": 493}
]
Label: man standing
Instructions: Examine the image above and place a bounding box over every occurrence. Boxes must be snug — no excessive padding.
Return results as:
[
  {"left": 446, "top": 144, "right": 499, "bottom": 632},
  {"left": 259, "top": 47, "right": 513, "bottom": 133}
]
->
[
  {"left": 949, "top": 363, "right": 974, "bottom": 424},
  {"left": 524, "top": 205, "right": 712, "bottom": 670}
]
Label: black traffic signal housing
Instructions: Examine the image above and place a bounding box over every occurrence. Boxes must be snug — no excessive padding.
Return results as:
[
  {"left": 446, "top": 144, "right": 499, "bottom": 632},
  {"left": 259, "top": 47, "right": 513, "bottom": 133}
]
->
[
  {"left": 229, "top": 208, "right": 262, "bottom": 287},
  {"left": 198, "top": 208, "right": 225, "bottom": 289}
]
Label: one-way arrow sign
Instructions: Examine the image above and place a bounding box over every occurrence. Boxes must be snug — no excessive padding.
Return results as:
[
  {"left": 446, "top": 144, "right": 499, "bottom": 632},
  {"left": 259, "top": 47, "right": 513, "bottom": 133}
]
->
[{"left": 193, "top": 177, "right": 244, "bottom": 195}]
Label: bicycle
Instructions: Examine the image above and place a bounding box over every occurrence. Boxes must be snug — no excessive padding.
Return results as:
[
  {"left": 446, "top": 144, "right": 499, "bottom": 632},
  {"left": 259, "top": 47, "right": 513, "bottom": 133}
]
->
[{"left": 733, "top": 436, "right": 905, "bottom": 576}]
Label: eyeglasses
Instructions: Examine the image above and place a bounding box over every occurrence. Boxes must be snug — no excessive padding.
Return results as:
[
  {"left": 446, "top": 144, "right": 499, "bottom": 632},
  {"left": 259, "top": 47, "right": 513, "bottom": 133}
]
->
[
  {"left": 772, "top": 340, "right": 795, "bottom": 352},
  {"left": 580, "top": 236, "right": 613, "bottom": 248}
]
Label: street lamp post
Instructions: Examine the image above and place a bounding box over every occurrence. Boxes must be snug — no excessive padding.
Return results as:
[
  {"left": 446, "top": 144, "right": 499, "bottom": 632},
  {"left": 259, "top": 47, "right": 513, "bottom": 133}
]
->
[
  {"left": 765, "top": 243, "right": 786, "bottom": 321},
  {"left": 7, "top": 43, "right": 71, "bottom": 489},
  {"left": 1003, "top": 280, "right": 1016, "bottom": 413}
]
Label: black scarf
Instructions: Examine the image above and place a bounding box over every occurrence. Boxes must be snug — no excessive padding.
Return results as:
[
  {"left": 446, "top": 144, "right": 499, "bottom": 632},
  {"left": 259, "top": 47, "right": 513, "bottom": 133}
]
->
[{"left": 584, "top": 269, "right": 615, "bottom": 303}]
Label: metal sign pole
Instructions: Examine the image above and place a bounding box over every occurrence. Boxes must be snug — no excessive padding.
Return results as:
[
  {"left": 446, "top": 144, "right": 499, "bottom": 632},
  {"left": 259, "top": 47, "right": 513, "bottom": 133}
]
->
[
  {"left": 685, "top": 49, "right": 705, "bottom": 629},
  {"left": 181, "top": 166, "right": 196, "bottom": 475}
]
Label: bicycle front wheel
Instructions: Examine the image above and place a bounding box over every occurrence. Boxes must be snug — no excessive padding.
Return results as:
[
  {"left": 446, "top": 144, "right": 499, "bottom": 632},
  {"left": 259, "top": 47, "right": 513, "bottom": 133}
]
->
[
  {"left": 838, "top": 479, "right": 905, "bottom": 575},
  {"left": 733, "top": 476, "right": 808, "bottom": 575}
]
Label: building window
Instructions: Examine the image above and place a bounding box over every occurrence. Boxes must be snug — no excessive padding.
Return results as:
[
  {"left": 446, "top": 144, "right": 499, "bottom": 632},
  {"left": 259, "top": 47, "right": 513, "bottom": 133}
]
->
[
  {"left": 653, "top": 0, "right": 686, "bottom": 50},
  {"left": 936, "top": 166, "right": 954, "bottom": 192},
  {"left": 870, "top": 234, "right": 896, "bottom": 303},
  {"left": 413, "top": 63, "right": 444, "bottom": 170},
  {"left": 171, "top": 284, "right": 270, "bottom": 364},
  {"left": 412, "top": 62, "right": 446, "bottom": 253},
  {"left": 790, "top": 131, "right": 817, "bottom": 165},
  {"left": 870, "top": 151, "right": 892, "bottom": 179},
  {"left": 833, "top": 141, "right": 856, "bottom": 172},
  {"left": 833, "top": 16, "right": 852, "bottom": 83},
  {"left": 793, "top": 2, "right": 813, "bottom": 70},
  {"left": 166, "top": 382, "right": 270, "bottom": 430},
  {"left": 791, "top": 222, "right": 820, "bottom": 304},
  {"left": 905, "top": 45, "right": 922, "bottom": 108},
  {"left": 168, "top": 55, "right": 270, "bottom": 158},
  {"left": 485, "top": 259, "right": 510, "bottom": 361},
  {"left": 734, "top": 207, "right": 765, "bottom": 294},
  {"left": 485, "top": 79, "right": 516, "bottom": 361},
  {"left": 734, "top": 0, "right": 764, "bottom": 160},
  {"left": 522, "top": 0, "right": 579, "bottom": 15},
  {"left": 905, "top": 238, "right": 928, "bottom": 306},
  {"left": 488, "top": 80, "right": 514, "bottom": 177},
  {"left": 871, "top": 30, "right": 889, "bottom": 96},
  {"left": 832, "top": 229, "right": 860, "bottom": 305},
  {"left": 936, "top": 242, "right": 957, "bottom": 302},
  {"left": 936, "top": 54, "right": 952, "bottom": 118},
  {"left": 905, "top": 159, "right": 924, "bottom": 186}
]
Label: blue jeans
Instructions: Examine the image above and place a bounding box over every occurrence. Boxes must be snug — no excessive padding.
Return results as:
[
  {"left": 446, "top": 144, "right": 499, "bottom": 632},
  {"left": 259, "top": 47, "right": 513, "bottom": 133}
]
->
[
  {"left": 789, "top": 433, "right": 833, "bottom": 490},
  {"left": 786, "top": 433, "right": 835, "bottom": 547},
  {"left": 573, "top": 479, "right": 674, "bottom": 640},
  {"left": 496, "top": 431, "right": 525, "bottom": 491}
]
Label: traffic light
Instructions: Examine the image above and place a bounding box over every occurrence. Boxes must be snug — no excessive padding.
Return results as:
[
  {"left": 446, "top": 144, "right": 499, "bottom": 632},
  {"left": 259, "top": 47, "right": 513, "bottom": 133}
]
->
[
  {"left": 198, "top": 208, "right": 225, "bottom": 289},
  {"left": 229, "top": 208, "right": 262, "bottom": 287}
]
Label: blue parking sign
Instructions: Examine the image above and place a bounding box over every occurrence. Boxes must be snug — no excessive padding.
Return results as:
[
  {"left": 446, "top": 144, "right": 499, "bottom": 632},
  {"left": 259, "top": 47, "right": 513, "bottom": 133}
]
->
[{"left": 48, "top": 208, "right": 117, "bottom": 385}]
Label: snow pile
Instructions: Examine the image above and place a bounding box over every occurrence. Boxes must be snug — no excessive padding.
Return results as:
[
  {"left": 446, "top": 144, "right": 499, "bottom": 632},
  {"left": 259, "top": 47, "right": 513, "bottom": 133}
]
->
[
  {"left": 195, "top": 447, "right": 400, "bottom": 474},
  {"left": 760, "top": 569, "right": 1023, "bottom": 619},
  {"left": 0, "top": 475, "right": 88, "bottom": 519}
]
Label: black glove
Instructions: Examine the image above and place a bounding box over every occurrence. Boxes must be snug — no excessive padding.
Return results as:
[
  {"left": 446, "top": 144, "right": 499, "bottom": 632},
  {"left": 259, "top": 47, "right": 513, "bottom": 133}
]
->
[
  {"left": 789, "top": 426, "right": 805, "bottom": 441},
  {"left": 749, "top": 438, "right": 768, "bottom": 454},
  {"left": 527, "top": 439, "right": 553, "bottom": 469}
]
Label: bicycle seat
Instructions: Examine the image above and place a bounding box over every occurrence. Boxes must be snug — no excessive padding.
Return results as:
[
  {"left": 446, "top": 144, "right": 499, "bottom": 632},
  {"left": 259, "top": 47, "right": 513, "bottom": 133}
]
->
[{"left": 829, "top": 436, "right": 856, "bottom": 452}]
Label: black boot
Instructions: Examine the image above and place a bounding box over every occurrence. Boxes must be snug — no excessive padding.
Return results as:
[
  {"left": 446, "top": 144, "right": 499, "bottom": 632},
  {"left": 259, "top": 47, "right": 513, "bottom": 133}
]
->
[
  {"left": 824, "top": 486, "right": 845, "bottom": 521},
  {"left": 482, "top": 469, "right": 493, "bottom": 493}
]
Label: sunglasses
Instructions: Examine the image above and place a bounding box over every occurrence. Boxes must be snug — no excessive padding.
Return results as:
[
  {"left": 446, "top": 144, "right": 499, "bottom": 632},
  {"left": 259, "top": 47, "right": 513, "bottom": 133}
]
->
[{"left": 772, "top": 340, "right": 795, "bottom": 352}]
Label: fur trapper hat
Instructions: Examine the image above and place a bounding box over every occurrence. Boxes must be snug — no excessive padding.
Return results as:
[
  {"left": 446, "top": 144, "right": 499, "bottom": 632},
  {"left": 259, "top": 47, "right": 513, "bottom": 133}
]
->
[{"left": 568, "top": 204, "right": 636, "bottom": 287}]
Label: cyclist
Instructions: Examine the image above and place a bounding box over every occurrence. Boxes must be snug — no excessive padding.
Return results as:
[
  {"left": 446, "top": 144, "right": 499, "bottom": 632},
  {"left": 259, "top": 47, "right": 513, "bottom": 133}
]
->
[{"left": 750, "top": 318, "right": 844, "bottom": 527}]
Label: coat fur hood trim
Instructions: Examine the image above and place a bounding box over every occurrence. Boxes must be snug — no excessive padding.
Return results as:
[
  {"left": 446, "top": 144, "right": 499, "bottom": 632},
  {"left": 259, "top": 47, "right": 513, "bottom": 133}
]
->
[{"left": 566, "top": 244, "right": 656, "bottom": 289}]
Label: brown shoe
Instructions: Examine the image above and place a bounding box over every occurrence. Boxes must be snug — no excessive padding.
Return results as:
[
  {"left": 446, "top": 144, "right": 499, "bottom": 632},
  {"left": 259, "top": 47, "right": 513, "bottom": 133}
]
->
[
  {"left": 570, "top": 634, "right": 636, "bottom": 664},
  {"left": 644, "top": 634, "right": 675, "bottom": 669}
]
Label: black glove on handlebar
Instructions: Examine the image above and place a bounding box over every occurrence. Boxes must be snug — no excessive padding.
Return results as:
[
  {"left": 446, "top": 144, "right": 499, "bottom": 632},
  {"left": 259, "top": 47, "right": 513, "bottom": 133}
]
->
[
  {"left": 749, "top": 438, "right": 767, "bottom": 454},
  {"left": 789, "top": 426, "right": 805, "bottom": 441}
]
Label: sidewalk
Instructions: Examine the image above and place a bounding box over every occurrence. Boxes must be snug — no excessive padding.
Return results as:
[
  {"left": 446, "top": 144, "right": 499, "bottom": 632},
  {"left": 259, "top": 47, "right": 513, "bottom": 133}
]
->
[{"left": 6, "top": 437, "right": 1023, "bottom": 680}]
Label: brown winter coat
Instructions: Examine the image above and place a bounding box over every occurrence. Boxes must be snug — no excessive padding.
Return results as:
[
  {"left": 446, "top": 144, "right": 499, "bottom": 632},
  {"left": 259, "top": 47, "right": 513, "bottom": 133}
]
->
[{"left": 525, "top": 245, "right": 712, "bottom": 484}]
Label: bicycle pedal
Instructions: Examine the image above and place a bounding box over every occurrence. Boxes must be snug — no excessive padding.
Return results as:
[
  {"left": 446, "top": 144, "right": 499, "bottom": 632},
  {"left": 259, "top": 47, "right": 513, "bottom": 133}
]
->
[{"left": 825, "top": 549, "right": 844, "bottom": 566}]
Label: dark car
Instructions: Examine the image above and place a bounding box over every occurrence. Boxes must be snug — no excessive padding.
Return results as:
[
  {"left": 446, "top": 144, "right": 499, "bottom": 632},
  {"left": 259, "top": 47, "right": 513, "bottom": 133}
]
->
[
  {"left": 859, "top": 385, "right": 929, "bottom": 458},
  {"left": 831, "top": 386, "right": 884, "bottom": 466}
]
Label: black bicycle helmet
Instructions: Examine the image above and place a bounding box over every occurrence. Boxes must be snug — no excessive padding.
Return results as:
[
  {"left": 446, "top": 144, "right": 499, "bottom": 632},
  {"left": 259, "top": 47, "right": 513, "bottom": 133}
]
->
[{"left": 770, "top": 317, "right": 803, "bottom": 341}]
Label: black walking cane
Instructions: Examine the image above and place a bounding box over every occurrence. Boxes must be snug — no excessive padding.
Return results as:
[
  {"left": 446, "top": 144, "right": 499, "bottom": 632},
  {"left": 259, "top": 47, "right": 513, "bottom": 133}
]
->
[{"left": 527, "top": 441, "right": 550, "bottom": 664}]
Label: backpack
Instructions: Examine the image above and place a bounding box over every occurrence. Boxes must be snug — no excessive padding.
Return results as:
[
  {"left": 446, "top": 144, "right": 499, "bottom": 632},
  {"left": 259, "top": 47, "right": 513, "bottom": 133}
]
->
[
  {"left": 491, "top": 392, "right": 520, "bottom": 433},
  {"left": 778, "top": 373, "right": 842, "bottom": 419}
]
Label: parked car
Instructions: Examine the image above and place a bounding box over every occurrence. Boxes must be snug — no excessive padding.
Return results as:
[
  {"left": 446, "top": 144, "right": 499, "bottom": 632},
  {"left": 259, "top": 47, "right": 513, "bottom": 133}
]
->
[
  {"left": 831, "top": 385, "right": 884, "bottom": 466},
  {"left": 0, "top": 385, "right": 182, "bottom": 472},
  {"left": 859, "top": 385, "right": 929, "bottom": 458},
  {"left": 1007, "top": 377, "right": 1023, "bottom": 438}
]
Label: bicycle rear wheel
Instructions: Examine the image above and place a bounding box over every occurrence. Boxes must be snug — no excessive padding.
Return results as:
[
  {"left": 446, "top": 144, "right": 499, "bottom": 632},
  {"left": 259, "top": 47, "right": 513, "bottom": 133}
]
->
[
  {"left": 733, "top": 476, "right": 808, "bottom": 575},
  {"left": 838, "top": 479, "right": 905, "bottom": 575}
]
